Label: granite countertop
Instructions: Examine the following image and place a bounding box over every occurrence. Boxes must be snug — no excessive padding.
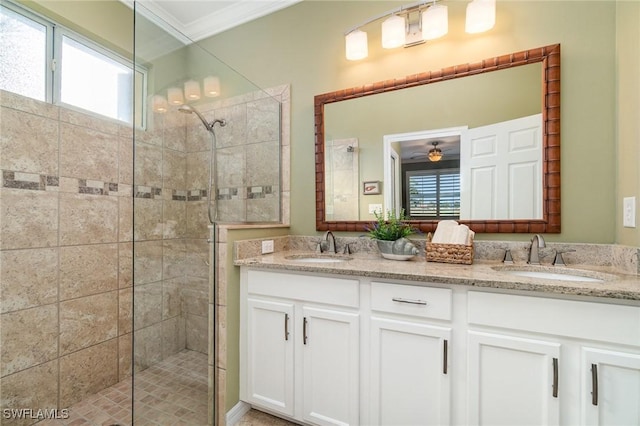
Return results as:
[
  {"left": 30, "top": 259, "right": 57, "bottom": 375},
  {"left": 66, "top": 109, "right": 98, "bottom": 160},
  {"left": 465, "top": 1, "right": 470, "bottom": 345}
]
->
[{"left": 235, "top": 251, "right": 640, "bottom": 302}]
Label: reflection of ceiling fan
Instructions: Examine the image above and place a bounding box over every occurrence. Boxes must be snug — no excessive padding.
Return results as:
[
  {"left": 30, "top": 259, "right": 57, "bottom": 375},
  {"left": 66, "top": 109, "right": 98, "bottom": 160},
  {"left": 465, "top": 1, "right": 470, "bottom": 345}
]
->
[{"left": 410, "top": 141, "right": 446, "bottom": 162}]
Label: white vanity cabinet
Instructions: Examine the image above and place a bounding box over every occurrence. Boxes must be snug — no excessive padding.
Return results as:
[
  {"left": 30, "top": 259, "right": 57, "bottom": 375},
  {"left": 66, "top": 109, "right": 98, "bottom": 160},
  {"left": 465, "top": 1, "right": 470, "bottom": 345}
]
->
[
  {"left": 581, "top": 347, "right": 640, "bottom": 426},
  {"left": 240, "top": 266, "right": 640, "bottom": 426},
  {"left": 466, "top": 330, "right": 561, "bottom": 425},
  {"left": 468, "top": 291, "right": 640, "bottom": 426},
  {"left": 240, "top": 269, "right": 360, "bottom": 426},
  {"left": 368, "top": 281, "right": 452, "bottom": 426}
]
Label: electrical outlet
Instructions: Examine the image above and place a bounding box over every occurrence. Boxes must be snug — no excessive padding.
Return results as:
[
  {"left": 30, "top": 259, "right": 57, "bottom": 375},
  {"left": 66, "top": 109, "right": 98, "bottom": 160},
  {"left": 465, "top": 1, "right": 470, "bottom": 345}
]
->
[
  {"left": 623, "top": 197, "right": 636, "bottom": 228},
  {"left": 261, "top": 239, "right": 274, "bottom": 254},
  {"left": 368, "top": 204, "right": 383, "bottom": 214}
]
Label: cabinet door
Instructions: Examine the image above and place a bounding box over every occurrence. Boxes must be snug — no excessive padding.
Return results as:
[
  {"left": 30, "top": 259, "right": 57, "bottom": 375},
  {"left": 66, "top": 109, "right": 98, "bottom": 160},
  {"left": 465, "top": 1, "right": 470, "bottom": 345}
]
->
[
  {"left": 582, "top": 347, "right": 640, "bottom": 426},
  {"left": 302, "top": 306, "right": 359, "bottom": 426},
  {"left": 246, "top": 298, "right": 295, "bottom": 416},
  {"left": 468, "top": 331, "right": 561, "bottom": 426},
  {"left": 370, "top": 317, "right": 451, "bottom": 426}
]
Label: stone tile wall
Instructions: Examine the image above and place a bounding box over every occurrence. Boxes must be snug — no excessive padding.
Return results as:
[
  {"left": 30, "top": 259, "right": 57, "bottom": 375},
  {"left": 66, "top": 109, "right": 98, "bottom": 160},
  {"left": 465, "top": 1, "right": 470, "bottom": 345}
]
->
[
  {"left": 0, "top": 90, "right": 134, "bottom": 421},
  {"left": 0, "top": 84, "right": 286, "bottom": 424}
]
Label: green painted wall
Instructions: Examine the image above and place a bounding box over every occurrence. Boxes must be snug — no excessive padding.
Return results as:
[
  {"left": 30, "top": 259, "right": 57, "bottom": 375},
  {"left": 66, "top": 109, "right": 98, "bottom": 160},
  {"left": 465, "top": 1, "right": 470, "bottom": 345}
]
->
[
  {"left": 616, "top": 1, "right": 640, "bottom": 247},
  {"left": 198, "top": 0, "right": 619, "bottom": 244}
]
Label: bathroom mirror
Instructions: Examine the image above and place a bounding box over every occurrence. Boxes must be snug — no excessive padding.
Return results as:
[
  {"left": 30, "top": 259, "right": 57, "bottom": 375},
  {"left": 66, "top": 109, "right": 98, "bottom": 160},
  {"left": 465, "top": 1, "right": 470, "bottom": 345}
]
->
[{"left": 315, "top": 44, "right": 561, "bottom": 233}]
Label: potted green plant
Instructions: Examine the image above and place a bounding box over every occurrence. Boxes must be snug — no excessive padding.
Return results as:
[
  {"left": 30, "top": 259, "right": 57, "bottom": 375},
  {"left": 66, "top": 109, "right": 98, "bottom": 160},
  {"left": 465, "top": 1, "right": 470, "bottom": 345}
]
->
[{"left": 366, "top": 209, "right": 419, "bottom": 260}]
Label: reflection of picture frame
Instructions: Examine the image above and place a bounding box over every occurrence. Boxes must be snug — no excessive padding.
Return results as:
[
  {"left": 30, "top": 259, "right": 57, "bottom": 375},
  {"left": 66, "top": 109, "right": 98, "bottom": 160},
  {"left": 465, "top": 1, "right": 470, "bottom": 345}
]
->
[{"left": 363, "top": 181, "right": 381, "bottom": 195}]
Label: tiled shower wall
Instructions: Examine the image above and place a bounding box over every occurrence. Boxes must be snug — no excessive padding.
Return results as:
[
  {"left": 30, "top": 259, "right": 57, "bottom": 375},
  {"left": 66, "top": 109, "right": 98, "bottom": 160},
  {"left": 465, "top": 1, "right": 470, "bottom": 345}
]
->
[{"left": 0, "top": 85, "right": 284, "bottom": 422}]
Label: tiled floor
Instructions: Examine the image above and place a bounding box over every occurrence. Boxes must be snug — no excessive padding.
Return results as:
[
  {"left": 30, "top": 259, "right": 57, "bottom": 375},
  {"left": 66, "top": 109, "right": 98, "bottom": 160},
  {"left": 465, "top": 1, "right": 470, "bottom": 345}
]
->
[
  {"left": 38, "top": 350, "right": 209, "bottom": 426},
  {"left": 36, "top": 349, "right": 295, "bottom": 426}
]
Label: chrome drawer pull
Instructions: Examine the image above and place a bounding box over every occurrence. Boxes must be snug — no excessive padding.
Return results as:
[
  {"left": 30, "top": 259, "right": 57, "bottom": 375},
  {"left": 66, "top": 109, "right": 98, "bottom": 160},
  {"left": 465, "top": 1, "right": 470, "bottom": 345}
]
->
[
  {"left": 552, "top": 357, "right": 558, "bottom": 398},
  {"left": 392, "top": 297, "right": 427, "bottom": 306},
  {"left": 284, "top": 313, "right": 290, "bottom": 341},
  {"left": 591, "top": 363, "right": 598, "bottom": 406},
  {"left": 443, "top": 339, "right": 449, "bottom": 375}
]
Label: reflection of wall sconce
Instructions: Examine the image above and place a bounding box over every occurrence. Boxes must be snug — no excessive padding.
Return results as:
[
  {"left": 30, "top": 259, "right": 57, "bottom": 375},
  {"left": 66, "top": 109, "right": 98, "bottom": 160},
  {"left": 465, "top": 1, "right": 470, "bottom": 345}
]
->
[
  {"left": 204, "top": 76, "right": 221, "bottom": 97},
  {"left": 184, "top": 80, "right": 201, "bottom": 101},
  {"left": 152, "top": 95, "right": 168, "bottom": 113},
  {"left": 363, "top": 180, "right": 381, "bottom": 195},
  {"left": 167, "top": 87, "right": 184, "bottom": 105}
]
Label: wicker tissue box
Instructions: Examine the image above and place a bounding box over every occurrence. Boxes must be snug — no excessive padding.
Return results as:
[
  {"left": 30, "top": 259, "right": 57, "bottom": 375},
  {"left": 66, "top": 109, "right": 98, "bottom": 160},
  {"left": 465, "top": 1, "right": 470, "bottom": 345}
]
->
[{"left": 425, "top": 235, "right": 474, "bottom": 265}]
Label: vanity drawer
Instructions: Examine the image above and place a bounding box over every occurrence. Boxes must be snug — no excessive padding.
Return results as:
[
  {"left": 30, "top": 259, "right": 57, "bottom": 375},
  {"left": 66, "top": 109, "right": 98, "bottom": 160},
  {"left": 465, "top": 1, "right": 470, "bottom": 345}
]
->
[
  {"left": 371, "top": 281, "right": 452, "bottom": 320},
  {"left": 247, "top": 269, "right": 359, "bottom": 308}
]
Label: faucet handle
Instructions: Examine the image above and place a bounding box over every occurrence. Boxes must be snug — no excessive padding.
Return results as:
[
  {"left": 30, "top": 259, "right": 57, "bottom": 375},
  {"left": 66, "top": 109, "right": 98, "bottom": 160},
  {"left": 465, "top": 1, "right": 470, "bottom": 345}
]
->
[
  {"left": 316, "top": 242, "right": 324, "bottom": 253},
  {"left": 342, "top": 243, "right": 352, "bottom": 255},
  {"left": 553, "top": 249, "right": 576, "bottom": 266},
  {"left": 502, "top": 248, "right": 514, "bottom": 264}
]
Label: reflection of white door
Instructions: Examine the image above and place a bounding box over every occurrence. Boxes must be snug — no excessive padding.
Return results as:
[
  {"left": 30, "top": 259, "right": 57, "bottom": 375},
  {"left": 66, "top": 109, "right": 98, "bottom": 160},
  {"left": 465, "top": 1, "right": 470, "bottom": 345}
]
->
[
  {"left": 389, "top": 148, "right": 401, "bottom": 214},
  {"left": 460, "top": 114, "right": 543, "bottom": 220}
]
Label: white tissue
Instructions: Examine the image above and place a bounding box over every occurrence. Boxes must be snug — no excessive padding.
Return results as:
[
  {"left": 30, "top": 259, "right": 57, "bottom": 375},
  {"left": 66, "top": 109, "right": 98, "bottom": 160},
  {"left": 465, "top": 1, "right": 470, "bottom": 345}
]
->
[
  {"left": 432, "top": 221, "right": 474, "bottom": 245},
  {"left": 432, "top": 220, "right": 458, "bottom": 244},
  {"left": 451, "top": 224, "right": 470, "bottom": 245}
]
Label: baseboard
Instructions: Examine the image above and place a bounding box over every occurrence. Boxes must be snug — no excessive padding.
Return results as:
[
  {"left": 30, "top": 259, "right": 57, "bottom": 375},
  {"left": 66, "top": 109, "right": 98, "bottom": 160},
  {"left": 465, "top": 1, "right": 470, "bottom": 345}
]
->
[{"left": 226, "top": 401, "right": 251, "bottom": 426}]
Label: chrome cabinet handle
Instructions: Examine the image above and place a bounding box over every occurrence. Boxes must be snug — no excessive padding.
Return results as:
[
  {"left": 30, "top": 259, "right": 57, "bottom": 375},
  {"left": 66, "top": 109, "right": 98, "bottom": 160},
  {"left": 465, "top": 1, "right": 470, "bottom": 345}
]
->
[
  {"left": 284, "top": 313, "right": 289, "bottom": 341},
  {"left": 303, "top": 317, "right": 308, "bottom": 345},
  {"left": 552, "top": 358, "right": 558, "bottom": 398},
  {"left": 443, "top": 340, "right": 448, "bottom": 375},
  {"left": 591, "top": 363, "right": 598, "bottom": 406},
  {"left": 392, "top": 297, "right": 427, "bottom": 306}
]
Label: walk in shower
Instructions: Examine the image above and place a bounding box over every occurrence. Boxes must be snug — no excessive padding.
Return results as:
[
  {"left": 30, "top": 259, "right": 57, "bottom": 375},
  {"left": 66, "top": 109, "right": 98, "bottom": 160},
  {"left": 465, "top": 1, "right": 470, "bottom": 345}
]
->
[{"left": 0, "top": 1, "right": 282, "bottom": 424}]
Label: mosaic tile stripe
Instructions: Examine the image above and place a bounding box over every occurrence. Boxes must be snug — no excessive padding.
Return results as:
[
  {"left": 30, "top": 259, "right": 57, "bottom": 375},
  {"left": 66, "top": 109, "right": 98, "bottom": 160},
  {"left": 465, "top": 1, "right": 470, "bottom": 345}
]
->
[
  {"left": 247, "top": 185, "right": 273, "bottom": 199},
  {"left": 134, "top": 186, "right": 162, "bottom": 199},
  {"left": 2, "top": 171, "right": 59, "bottom": 191},
  {"left": 216, "top": 187, "right": 238, "bottom": 201},
  {"left": 187, "top": 189, "right": 208, "bottom": 201},
  {"left": 78, "top": 179, "right": 118, "bottom": 196}
]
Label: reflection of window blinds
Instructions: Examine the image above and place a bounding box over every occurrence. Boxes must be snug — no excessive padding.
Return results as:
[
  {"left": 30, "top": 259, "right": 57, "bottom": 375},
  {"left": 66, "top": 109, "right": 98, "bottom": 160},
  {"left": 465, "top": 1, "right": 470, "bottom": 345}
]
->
[{"left": 407, "top": 170, "right": 460, "bottom": 218}]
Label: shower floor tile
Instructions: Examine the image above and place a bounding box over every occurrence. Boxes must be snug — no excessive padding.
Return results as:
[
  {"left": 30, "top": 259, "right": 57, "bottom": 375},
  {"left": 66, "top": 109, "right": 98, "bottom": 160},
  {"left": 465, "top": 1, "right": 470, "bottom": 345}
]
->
[{"left": 37, "top": 350, "right": 208, "bottom": 426}]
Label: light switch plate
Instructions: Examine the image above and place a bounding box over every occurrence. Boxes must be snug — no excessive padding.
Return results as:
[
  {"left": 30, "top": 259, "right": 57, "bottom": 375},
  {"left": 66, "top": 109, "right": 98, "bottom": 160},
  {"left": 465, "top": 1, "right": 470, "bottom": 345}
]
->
[
  {"left": 623, "top": 197, "right": 636, "bottom": 228},
  {"left": 261, "top": 240, "right": 274, "bottom": 254}
]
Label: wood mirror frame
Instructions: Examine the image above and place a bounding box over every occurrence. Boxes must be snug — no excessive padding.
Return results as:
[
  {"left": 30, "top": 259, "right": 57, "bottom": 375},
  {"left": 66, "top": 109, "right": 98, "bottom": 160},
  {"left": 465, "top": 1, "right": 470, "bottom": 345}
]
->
[{"left": 314, "top": 44, "right": 560, "bottom": 234}]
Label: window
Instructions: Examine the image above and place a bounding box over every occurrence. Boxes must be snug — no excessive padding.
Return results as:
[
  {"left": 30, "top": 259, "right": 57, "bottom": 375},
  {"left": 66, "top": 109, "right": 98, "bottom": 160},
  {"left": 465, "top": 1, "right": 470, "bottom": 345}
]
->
[
  {"left": 0, "top": 4, "right": 50, "bottom": 101},
  {"left": 406, "top": 169, "right": 460, "bottom": 219},
  {"left": 0, "top": 1, "right": 145, "bottom": 127}
]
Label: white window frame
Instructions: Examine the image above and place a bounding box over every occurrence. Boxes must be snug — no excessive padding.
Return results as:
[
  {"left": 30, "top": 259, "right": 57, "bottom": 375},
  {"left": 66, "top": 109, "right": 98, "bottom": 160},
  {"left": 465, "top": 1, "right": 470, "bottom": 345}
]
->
[{"left": 1, "top": 0, "right": 147, "bottom": 128}]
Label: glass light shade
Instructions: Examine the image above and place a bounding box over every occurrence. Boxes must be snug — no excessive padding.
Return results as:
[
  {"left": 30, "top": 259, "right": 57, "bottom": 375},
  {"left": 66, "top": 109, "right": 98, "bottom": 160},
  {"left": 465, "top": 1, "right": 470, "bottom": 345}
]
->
[
  {"left": 465, "top": 0, "right": 496, "bottom": 34},
  {"left": 381, "top": 14, "right": 406, "bottom": 49},
  {"left": 152, "top": 95, "right": 168, "bottom": 113},
  {"left": 204, "top": 76, "right": 221, "bottom": 97},
  {"left": 167, "top": 87, "right": 184, "bottom": 105},
  {"left": 345, "top": 30, "right": 368, "bottom": 61},
  {"left": 422, "top": 4, "right": 448, "bottom": 40},
  {"left": 184, "top": 80, "right": 201, "bottom": 100},
  {"left": 428, "top": 149, "right": 443, "bottom": 162}
]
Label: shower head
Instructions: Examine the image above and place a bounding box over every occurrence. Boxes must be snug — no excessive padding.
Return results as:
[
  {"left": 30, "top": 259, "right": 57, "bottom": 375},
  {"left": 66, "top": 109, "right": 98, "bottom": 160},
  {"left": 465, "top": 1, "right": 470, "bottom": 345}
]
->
[{"left": 178, "top": 105, "right": 226, "bottom": 131}]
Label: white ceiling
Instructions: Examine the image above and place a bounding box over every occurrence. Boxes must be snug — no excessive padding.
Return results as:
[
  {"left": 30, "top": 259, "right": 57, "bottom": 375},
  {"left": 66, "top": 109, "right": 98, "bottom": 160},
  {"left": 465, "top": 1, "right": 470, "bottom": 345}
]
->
[{"left": 134, "top": 0, "right": 301, "bottom": 42}]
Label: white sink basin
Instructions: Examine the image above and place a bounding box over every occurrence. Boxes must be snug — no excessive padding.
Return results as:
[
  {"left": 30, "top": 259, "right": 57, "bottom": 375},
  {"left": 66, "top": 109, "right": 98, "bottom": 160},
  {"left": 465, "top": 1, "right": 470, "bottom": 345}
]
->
[
  {"left": 285, "top": 255, "right": 350, "bottom": 263},
  {"left": 502, "top": 270, "right": 604, "bottom": 282}
]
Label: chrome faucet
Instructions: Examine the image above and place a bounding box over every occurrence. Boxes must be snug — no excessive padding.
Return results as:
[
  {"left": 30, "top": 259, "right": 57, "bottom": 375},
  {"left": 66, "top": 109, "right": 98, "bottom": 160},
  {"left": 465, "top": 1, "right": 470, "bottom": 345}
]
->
[
  {"left": 321, "top": 231, "right": 337, "bottom": 254},
  {"left": 527, "top": 234, "right": 546, "bottom": 265}
]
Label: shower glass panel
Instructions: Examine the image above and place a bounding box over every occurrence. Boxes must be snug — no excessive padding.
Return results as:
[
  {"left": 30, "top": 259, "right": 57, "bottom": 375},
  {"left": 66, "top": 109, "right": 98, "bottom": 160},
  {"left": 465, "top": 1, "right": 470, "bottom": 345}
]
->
[{"left": 133, "top": 3, "right": 282, "bottom": 426}]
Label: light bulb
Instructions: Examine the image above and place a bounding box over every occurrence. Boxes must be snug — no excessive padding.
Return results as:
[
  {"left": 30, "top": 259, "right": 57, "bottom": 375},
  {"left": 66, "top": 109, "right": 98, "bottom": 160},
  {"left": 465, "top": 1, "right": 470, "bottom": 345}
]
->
[
  {"left": 422, "top": 4, "right": 448, "bottom": 40},
  {"left": 167, "top": 87, "right": 184, "bottom": 105}
]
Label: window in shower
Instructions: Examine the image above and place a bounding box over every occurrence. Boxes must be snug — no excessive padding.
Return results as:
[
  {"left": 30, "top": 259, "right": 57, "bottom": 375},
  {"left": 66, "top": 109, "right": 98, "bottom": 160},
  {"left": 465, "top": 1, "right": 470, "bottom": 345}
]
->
[{"left": 0, "top": 0, "right": 146, "bottom": 127}]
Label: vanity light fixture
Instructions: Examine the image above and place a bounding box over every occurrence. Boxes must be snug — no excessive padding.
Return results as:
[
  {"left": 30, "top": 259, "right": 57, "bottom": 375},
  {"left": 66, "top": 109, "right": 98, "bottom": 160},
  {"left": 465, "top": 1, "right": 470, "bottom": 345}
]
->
[{"left": 345, "top": 0, "right": 495, "bottom": 61}]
